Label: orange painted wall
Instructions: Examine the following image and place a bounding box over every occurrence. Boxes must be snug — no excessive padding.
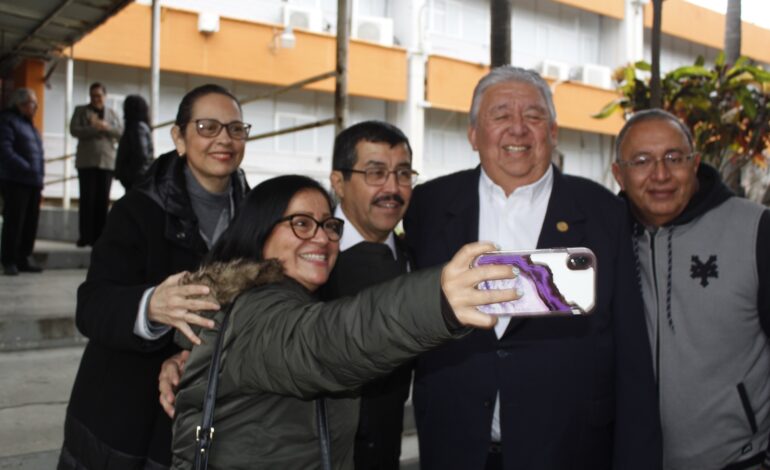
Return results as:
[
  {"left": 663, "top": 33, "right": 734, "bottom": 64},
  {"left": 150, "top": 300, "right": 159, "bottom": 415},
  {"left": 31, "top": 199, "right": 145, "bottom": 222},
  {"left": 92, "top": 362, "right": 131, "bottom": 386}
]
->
[
  {"left": 426, "top": 55, "right": 624, "bottom": 136},
  {"left": 643, "top": 0, "right": 770, "bottom": 64},
  {"left": 553, "top": 0, "right": 624, "bottom": 20},
  {"left": 73, "top": 3, "right": 407, "bottom": 102},
  {"left": 12, "top": 59, "right": 45, "bottom": 133}
]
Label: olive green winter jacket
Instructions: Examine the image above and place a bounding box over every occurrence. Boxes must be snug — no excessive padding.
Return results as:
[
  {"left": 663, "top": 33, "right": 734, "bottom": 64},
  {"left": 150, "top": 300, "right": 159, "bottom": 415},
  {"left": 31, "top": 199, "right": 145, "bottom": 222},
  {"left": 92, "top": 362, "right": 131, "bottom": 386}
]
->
[{"left": 171, "top": 259, "right": 464, "bottom": 470}]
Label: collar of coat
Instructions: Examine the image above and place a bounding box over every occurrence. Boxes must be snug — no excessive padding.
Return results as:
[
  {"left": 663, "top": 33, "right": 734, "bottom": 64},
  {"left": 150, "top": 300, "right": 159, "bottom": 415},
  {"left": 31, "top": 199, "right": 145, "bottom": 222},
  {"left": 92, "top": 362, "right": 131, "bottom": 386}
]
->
[{"left": 181, "top": 258, "right": 286, "bottom": 306}]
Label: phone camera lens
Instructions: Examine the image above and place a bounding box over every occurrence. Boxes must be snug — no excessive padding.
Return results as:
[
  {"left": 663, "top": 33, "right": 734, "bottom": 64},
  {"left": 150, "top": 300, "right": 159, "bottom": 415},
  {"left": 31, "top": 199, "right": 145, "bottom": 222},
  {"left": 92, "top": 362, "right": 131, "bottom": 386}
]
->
[{"left": 568, "top": 256, "right": 589, "bottom": 270}]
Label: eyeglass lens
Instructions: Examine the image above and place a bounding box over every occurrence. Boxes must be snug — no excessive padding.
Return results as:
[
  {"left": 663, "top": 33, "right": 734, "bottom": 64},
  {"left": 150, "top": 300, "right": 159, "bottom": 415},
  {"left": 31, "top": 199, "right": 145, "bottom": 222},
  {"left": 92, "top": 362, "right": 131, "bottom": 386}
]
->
[
  {"left": 195, "top": 119, "right": 251, "bottom": 140},
  {"left": 362, "top": 168, "right": 416, "bottom": 186},
  {"left": 288, "top": 215, "right": 343, "bottom": 241}
]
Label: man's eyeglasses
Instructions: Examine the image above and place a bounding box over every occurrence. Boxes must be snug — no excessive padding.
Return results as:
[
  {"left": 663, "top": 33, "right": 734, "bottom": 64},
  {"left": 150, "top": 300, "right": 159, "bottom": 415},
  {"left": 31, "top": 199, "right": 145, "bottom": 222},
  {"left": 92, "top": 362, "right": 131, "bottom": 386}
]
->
[
  {"left": 194, "top": 119, "right": 252, "bottom": 140},
  {"left": 617, "top": 151, "right": 696, "bottom": 173},
  {"left": 342, "top": 168, "right": 419, "bottom": 187},
  {"left": 276, "top": 214, "right": 344, "bottom": 241}
]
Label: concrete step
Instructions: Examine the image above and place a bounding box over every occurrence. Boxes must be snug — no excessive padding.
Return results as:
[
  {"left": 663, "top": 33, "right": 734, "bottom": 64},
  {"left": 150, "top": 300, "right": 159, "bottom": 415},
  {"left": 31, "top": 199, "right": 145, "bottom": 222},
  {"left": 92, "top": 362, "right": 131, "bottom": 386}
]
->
[
  {"left": 0, "top": 269, "right": 86, "bottom": 351},
  {"left": 0, "top": 345, "right": 422, "bottom": 469},
  {"left": 37, "top": 207, "right": 78, "bottom": 243},
  {"left": 32, "top": 239, "right": 91, "bottom": 270}
]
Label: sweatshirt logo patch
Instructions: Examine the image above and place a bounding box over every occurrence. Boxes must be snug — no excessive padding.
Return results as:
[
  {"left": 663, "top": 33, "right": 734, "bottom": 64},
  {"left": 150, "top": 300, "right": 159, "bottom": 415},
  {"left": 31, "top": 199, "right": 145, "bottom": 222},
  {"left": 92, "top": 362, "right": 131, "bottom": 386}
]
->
[{"left": 690, "top": 255, "right": 718, "bottom": 287}]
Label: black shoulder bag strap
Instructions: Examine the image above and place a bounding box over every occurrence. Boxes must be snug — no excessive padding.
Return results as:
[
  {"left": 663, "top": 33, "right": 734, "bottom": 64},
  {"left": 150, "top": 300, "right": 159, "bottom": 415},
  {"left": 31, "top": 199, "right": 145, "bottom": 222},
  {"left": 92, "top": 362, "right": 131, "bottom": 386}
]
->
[
  {"left": 315, "top": 398, "right": 332, "bottom": 470},
  {"left": 193, "top": 301, "right": 235, "bottom": 470},
  {"left": 192, "top": 296, "right": 333, "bottom": 470}
]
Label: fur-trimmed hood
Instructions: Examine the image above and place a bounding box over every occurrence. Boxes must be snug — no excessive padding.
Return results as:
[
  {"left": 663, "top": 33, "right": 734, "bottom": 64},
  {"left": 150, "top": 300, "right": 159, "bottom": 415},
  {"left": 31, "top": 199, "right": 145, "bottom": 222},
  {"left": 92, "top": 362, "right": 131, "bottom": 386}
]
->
[
  {"left": 175, "top": 259, "right": 285, "bottom": 350},
  {"left": 181, "top": 258, "right": 285, "bottom": 306}
]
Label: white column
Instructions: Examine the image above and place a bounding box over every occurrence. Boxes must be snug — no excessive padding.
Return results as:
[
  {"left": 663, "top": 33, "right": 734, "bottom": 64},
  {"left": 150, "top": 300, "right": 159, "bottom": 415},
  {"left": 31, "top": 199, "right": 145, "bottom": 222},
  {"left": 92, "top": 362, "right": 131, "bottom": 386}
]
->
[
  {"left": 624, "top": 0, "right": 646, "bottom": 63},
  {"left": 389, "top": 0, "right": 428, "bottom": 175},
  {"left": 63, "top": 53, "right": 74, "bottom": 210},
  {"left": 150, "top": 0, "right": 161, "bottom": 140}
]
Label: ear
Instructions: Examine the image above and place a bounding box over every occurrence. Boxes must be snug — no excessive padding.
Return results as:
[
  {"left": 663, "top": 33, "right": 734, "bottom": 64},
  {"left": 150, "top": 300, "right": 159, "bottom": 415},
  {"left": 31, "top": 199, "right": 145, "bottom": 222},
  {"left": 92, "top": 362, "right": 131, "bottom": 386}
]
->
[
  {"left": 467, "top": 125, "right": 478, "bottom": 151},
  {"left": 549, "top": 121, "right": 559, "bottom": 147},
  {"left": 171, "top": 126, "right": 186, "bottom": 156},
  {"left": 692, "top": 152, "right": 701, "bottom": 173},
  {"left": 611, "top": 162, "right": 625, "bottom": 191},
  {"left": 330, "top": 171, "right": 345, "bottom": 200}
]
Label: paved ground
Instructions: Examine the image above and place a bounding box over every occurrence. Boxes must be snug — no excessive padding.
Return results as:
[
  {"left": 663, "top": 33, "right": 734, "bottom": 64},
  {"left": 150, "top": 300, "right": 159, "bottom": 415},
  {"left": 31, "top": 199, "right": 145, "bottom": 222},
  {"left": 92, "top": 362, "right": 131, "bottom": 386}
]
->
[{"left": 0, "top": 346, "right": 83, "bottom": 469}]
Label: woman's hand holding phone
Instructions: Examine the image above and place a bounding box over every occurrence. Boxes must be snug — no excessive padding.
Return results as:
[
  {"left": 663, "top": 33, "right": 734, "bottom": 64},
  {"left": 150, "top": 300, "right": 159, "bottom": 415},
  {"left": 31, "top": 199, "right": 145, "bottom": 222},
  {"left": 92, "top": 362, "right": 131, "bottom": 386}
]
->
[{"left": 440, "top": 242, "right": 521, "bottom": 329}]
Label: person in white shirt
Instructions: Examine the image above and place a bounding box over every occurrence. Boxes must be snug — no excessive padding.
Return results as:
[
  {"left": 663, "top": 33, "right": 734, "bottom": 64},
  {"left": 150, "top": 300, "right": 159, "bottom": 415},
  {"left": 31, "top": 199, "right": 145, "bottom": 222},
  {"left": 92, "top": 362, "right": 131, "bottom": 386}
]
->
[{"left": 402, "top": 65, "right": 662, "bottom": 470}]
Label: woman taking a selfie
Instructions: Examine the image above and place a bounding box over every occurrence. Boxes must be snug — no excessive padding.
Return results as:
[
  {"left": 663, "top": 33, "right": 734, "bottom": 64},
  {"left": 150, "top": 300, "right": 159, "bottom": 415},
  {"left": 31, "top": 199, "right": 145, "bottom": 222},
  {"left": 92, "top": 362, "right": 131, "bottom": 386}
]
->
[
  {"left": 59, "top": 84, "right": 250, "bottom": 470},
  {"left": 169, "top": 174, "right": 515, "bottom": 469}
]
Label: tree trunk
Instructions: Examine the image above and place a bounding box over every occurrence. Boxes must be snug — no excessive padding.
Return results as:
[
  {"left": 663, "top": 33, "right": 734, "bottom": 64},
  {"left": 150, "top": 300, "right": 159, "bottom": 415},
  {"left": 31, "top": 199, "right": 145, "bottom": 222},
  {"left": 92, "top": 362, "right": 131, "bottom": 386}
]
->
[
  {"left": 650, "top": 0, "right": 664, "bottom": 109},
  {"left": 724, "top": 0, "right": 742, "bottom": 66},
  {"left": 490, "top": 0, "right": 512, "bottom": 67}
]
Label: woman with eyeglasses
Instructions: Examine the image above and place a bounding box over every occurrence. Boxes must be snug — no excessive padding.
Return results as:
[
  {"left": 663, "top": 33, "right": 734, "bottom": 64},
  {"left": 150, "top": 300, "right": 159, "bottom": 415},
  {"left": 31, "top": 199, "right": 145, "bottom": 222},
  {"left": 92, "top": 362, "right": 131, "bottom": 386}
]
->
[
  {"left": 168, "top": 174, "right": 514, "bottom": 470},
  {"left": 59, "top": 84, "right": 252, "bottom": 470}
]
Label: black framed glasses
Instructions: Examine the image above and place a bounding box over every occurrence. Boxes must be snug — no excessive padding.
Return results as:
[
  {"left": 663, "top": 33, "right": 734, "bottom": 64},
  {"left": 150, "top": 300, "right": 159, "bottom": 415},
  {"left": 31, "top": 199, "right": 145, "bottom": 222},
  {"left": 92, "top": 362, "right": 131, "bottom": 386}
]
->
[
  {"left": 617, "top": 151, "right": 696, "bottom": 173},
  {"left": 342, "top": 167, "right": 419, "bottom": 187},
  {"left": 194, "top": 119, "right": 252, "bottom": 140},
  {"left": 276, "top": 214, "right": 344, "bottom": 241}
]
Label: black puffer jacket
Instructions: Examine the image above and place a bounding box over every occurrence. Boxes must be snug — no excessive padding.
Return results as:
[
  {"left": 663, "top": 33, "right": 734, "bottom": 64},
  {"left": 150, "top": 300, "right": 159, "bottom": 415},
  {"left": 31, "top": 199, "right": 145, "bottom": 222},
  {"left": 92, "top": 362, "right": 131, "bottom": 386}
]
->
[
  {"left": 115, "top": 121, "right": 154, "bottom": 190},
  {"left": 59, "top": 150, "right": 248, "bottom": 470},
  {"left": 0, "top": 108, "right": 44, "bottom": 188}
]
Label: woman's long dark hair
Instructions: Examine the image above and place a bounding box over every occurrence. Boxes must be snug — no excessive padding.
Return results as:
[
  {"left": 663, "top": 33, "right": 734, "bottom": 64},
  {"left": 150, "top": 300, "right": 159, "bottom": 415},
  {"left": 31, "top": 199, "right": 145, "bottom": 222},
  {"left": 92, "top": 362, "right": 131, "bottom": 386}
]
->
[
  {"left": 123, "top": 94, "right": 150, "bottom": 125},
  {"left": 204, "top": 175, "right": 333, "bottom": 265}
]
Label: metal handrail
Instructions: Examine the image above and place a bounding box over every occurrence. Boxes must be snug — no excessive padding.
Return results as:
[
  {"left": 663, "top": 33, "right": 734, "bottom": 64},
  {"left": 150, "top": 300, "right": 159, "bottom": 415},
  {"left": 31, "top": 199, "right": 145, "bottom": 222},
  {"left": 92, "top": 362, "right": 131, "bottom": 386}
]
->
[
  {"left": 45, "top": 175, "right": 77, "bottom": 186},
  {"left": 246, "top": 117, "right": 336, "bottom": 142},
  {"left": 45, "top": 153, "right": 74, "bottom": 163}
]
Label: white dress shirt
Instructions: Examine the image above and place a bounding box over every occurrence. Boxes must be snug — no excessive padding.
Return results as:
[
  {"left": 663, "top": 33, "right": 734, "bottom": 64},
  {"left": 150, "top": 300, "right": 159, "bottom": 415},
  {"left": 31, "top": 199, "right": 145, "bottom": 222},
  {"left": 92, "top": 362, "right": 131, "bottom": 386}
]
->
[
  {"left": 477, "top": 164, "right": 554, "bottom": 441},
  {"left": 335, "top": 205, "right": 398, "bottom": 259}
]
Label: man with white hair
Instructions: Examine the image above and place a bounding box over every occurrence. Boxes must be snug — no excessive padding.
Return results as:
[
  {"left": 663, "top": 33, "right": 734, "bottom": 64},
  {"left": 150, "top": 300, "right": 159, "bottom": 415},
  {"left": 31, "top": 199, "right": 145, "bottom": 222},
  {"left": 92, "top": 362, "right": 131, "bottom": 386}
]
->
[
  {"left": 0, "top": 88, "right": 44, "bottom": 275},
  {"left": 404, "top": 66, "right": 661, "bottom": 470}
]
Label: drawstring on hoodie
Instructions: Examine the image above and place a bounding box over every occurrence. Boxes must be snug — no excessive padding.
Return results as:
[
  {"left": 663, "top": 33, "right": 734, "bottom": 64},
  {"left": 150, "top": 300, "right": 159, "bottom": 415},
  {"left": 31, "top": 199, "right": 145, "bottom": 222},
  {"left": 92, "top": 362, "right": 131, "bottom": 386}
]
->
[
  {"left": 632, "top": 224, "right": 675, "bottom": 333},
  {"left": 665, "top": 228, "right": 675, "bottom": 332}
]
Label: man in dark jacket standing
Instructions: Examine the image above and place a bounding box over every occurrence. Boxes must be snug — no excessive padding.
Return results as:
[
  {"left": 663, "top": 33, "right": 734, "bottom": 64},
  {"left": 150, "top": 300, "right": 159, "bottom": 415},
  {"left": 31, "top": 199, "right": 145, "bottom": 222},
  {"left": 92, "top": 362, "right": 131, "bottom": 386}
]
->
[
  {"left": 404, "top": 66, "right": 661, "bottom": 470},
  {"left": 325, "top": 120, "right": 416, "bottom": 469},
  {"left": 0, "top": 88, "right": 44, "bottom": 275},
  {"left": 612, "top": 109, "right": 770, "bottom": 469}
]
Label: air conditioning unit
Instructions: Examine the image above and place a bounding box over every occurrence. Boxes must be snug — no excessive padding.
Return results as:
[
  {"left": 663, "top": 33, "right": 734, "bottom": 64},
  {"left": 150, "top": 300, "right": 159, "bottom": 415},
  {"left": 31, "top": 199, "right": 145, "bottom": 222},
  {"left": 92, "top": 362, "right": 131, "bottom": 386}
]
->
[
  {"left": 282, "top": 4, "right": 323, "bottom": 32},
  {"left": 571, "top": 64, "right": 614, "bottom": 89},
  {"left": 198, "top": 12, "right": 220, "bottom": 34},
  {"left": 537, "top": 60, "right": 570, "bottom": 81},
  {"left": 353, "top": 15, "right": 394, "bottom": 46}
]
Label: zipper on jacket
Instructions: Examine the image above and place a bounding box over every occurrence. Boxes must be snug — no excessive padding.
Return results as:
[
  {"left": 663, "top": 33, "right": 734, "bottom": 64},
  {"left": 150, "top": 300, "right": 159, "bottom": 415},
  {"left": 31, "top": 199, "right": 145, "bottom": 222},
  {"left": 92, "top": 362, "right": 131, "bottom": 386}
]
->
[
  {"left": 649, "top": 233, "right": 661, "bottom": 389},
  {"left": 737, "top": 383, "right": 759, "bottom": 434}
]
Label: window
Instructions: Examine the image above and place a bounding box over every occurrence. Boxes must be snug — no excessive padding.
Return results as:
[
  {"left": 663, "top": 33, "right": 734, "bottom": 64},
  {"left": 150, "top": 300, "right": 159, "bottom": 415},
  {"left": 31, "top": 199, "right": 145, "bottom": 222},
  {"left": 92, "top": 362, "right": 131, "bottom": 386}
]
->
[
  {"left": 275, "top": 113, "right": 317, "bottom": 155},
  {"left": 430, "top": 0, "right": 462, "bottom": 38}
]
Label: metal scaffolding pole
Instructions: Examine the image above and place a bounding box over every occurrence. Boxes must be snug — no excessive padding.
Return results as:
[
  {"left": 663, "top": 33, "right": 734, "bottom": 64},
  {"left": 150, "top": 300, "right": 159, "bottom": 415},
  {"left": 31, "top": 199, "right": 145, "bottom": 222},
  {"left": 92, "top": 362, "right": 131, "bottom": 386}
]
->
[
  {"left": 335, "top": 0, "right": 350, "bottom": 134},
  {"left": 63, "top": 52, "right": 73, "bottom": 209},
  {"left": 150, "top": 0, "right": 161, "bottom": 133}
]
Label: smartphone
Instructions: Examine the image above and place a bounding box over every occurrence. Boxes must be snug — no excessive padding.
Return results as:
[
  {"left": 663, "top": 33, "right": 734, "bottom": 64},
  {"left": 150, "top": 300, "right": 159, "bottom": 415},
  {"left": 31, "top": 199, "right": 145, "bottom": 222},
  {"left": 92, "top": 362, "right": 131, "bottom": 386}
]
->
[{"left": 471, "top": 248, "right": 597, "bottom": 316}]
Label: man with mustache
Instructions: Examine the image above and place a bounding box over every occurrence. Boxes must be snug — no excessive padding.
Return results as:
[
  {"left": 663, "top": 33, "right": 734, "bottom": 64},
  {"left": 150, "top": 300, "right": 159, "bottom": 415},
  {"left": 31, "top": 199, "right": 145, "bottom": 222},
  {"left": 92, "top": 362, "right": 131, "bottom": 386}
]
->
[
  {"left": 325, "top": 120, "right": 416, "bottom": 469},
  {"left": 403, "top": 66, "right": 661, "bottom": 470}
]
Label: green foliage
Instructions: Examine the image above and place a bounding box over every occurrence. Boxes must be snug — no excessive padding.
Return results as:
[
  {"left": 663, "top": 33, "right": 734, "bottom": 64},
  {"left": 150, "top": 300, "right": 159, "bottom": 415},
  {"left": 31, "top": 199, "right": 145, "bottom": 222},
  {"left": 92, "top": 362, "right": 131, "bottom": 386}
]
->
[{"left": 596, "top": 57, "right": 770, "bottom": 178}]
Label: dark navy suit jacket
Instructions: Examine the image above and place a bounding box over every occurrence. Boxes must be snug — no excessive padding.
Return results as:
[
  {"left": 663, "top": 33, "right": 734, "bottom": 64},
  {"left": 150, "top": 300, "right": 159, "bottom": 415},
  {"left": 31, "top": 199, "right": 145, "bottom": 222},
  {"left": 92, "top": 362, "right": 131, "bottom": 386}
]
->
[{"left": 403, "top": 166, "right": 661, "bottom": 470}]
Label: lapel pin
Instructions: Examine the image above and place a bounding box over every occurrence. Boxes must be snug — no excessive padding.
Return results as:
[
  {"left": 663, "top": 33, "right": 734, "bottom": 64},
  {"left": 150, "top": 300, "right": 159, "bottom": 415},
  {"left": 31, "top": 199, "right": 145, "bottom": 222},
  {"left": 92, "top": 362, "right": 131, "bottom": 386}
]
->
[{"left": 556, "top": 221, "right": 569, "bottom": 232}]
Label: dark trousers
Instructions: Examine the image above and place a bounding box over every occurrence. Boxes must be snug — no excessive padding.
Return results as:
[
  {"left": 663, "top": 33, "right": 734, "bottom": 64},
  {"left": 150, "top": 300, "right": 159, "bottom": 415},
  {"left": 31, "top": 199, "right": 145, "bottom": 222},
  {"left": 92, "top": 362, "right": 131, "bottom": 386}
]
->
[
  {"left": 0, "top": 181, "right": 41, "bottom": 267},
  {"left": 78, "top": 168, "right": 112, "bottom": 245}
]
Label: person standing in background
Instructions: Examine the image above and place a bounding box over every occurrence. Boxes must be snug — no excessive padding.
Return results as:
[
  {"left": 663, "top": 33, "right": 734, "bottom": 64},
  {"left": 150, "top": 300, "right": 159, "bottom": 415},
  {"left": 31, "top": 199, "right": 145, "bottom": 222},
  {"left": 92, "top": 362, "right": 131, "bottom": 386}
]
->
[
  {"left": 115, "top": 94, "right": 154, "bottom": 191},
  {"left": 70, "top": 82, "right": 122, "bottom": 247},
  {"left": 0, "top": 88, "right": 44, "bottom": 275}
]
